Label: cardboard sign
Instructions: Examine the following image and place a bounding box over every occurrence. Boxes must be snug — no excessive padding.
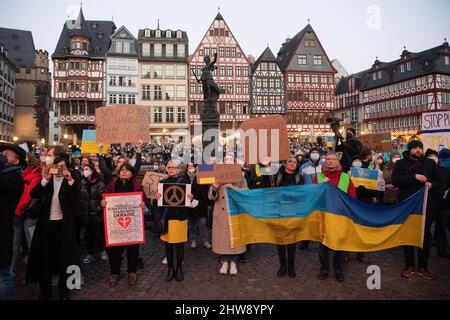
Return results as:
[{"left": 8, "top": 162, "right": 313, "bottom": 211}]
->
[
  {"left": 196, "top": 164, "right": 243, "bottom": 185},
  {"left": 142, "top": 172, "right": 169, "bottom": 199},
  {"left": 103, "top": 192, "right": 145, "bottom": 247},
  {"left": 81, "top": 130, "right": 110, "bottom": 154},
  {"left": 422, "top": 133, "right": 450, "bottom": 151},
  {"left": 240, "top": 115, "right": 290, "bottom": 164},
  {"left": 422, "top": 111, "right": 450, "bottom": 133},
  {"left": 157, "top": 183, "right": 192, "bottom": 207},
  {"left": 95, "top": 105, "right": 151, "bottom": 145},
  {"left": 350, "top": 168, "right": 379, "bottom": 190},
  {"left": 359, "top": 133, "right": 392, "bottom": 153}
]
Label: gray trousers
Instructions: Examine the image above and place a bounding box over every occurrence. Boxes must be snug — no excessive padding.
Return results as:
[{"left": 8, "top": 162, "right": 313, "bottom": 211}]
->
[{"left": 11, "top": 215, "right": 36, "bottom": 271}]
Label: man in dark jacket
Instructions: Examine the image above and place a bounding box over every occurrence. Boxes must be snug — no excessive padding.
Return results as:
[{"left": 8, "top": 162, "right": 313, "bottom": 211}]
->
[
  {"left": 0, "top": 144, "right": 25, "bottom": 300},
  {"left": 336, "top": 127, "right": 363, "bottom": 172},
  {"left": 392, "top": 140, "right": 442, "bottom": 280}
]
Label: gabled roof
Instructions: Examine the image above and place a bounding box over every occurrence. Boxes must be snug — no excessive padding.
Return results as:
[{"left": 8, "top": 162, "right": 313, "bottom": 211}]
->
[
  {"left": 335, "top": 69, "right": 371, "bottom": 95},
  {"left": 107, "top": 25, "right": 138, "bottom": 58},
  {"left": 276, "top": 24, "right": 311, "bottom": 71},
  {"left": 52, "top": 8, "right": 116, "bottom": 59},
  {"left": 251, "top": 46, "right": 279, "bottom": 73},
  {"left": 0, "top": 27, "right": 35, "bottom": 69}
]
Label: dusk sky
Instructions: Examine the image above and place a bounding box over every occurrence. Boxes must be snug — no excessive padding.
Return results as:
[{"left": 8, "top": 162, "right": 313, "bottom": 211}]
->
[{"left": 1, "top": 0, "right": 449, "bottom": 74}]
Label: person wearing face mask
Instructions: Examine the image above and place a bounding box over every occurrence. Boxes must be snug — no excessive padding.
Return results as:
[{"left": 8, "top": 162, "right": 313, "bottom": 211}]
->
[
  {"left": 335, "top": 127, "right": 363, "bottom": 173},
  {"left": 382, "top": 151, "right": 401, "bottom": 205},
  {"left": 26, "top": 156, "right": 81, "bottom": 300},
  {"left": 393, "top": 140, "right": 442, "bottom": 280},
  {"left": 185, "top": 162, "right": 212, "bottom": 250},
  {"left": 79, "top": 164, "right": 107, "bottom": 264},
  {"left": 424, "top": 149, "right": 450, "bottom": 259},
  {"left": 0, "top": 143, "right": 25, "bottom": 300}
]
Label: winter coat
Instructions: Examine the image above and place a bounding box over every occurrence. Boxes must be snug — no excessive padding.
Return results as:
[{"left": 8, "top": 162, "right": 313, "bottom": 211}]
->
[
  {"left": 157, "top": 175, "right": 190, "bottom": 221},
  {"left": 383, "top": 162, "right": 399, "bottom": 205},
  {"left": 0, "top": 165, "right": 24, "bottom": 267},
  {"left": 16, "top": 166, "right": 42, "bottom": 217},
  {"left": 208, "top": 176, "right": 248, "bottom": 255},
  {"left": 188, "top": 172, "right": 211, "bottom": 219},
  {"left": 78, "top": 177, "right": 105, "bottom": 224},
  {"left": 313, "top": 169, "right": 357, "bottom": 198}
]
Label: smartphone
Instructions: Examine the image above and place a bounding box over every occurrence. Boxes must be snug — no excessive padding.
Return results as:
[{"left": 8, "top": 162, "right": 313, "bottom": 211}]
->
[{"left": 49, "top": 167, "right": 62, "bottom": 175}]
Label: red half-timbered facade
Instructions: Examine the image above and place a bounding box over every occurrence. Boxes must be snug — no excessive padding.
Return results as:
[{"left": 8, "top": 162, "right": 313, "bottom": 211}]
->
[
  {"left": 189, "top": 13, "right": 251, "bottom": 133},
  {"left": 52, "top": 8, "right": 116, "bottom": 141},
  {"left": 277, "top": 24, "right": 336, "bottom": 137}
]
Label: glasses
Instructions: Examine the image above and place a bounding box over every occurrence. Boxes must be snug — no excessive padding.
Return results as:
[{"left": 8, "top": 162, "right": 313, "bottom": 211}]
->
[
  {"left": 167, "top": 166, "right": 179, "bottom": 170},
  {"left": 287, "top": 159, "right": 297, "bottom": 163}
]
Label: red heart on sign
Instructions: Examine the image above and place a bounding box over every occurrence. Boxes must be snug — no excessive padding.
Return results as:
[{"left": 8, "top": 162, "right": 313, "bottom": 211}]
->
[{"left": 117, "top": 217, "right": 132, "bottom": 229}]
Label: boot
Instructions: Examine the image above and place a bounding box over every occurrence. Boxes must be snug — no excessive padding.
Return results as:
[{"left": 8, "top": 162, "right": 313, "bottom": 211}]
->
[
  {"left": 175, "top": 266, "right": 184, "bottom": 282},
  {"left": 165, "top": 267, "right": 175, "bottom": 282},
  {"left": 277, "top": 264, "right": 287, "bottom": 277},
  {"left": 287, "top": 264, "right": 296, "bottom": 278}
]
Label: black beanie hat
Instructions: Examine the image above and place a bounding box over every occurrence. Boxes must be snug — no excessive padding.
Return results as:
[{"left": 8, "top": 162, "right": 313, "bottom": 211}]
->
[
  {"left": 425, "top": 149, "right": 439, "bottom": 158},
  {"left": 407, "top": 140, "right": 423, "bottom": 151}
]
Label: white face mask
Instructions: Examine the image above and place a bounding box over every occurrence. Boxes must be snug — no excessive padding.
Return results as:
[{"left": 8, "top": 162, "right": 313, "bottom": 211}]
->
[
  {"left": 153, "top": 166, "right": 159, "bottom": 171},
  {"left": 44, "top": 156, "right": 54, "bottom": 166},
  {"left": 40, "top": 156, "right": 47, "bottom": 163},
  {"left": 188, "top": 168, "right": 196, "bottom": 174},
  {"left": 392, "top": 158, "right": 400, "bottom": 164},
  {"left": 310, "top": 153, "right": 320, "bottom": 162},
  {"left": 352, "top": 161, "right": 363, "bottom": 168},
  {"left": 83, "top": 169, "right": 93, "bottom": 178},
  {"left": 428, "top": 156, "right": 439, "bottom": 165}
]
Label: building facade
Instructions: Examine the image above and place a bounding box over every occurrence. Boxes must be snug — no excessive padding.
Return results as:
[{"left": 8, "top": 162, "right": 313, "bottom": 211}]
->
[
  {"left": 106, "top": 26, "right": 139, "bottom": 106},
  {"left": 189, "top": 13, "right": 251, "bottom": 133},
  {"left": 52, "top": 8, "right": 116, "bottom": 142},
  {"left": 0, "top": 44, "right": 16, "bottom": 143},
  {"left": 250, "top": 47, "right": 285, "bottom": 117},
  {"left": 0, "top": 28, "right": 51, "bottom": 144},
  {"left": 48, "top": 99, "right": 62, "bottom": 146},
  {"left": 277, "top": 24, "right": 336, "bottom": 138},
  {"left": 138, "top": 26, "right": 189, "bottom": 141}
]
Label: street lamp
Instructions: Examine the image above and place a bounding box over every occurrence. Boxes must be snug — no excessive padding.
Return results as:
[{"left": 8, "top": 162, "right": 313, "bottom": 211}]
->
[
  {"left": 63, "top": 134, "right": 69, "bottom": 140},
  {"left": 13, "top": 136, "right": 18, "bottom": 142}
]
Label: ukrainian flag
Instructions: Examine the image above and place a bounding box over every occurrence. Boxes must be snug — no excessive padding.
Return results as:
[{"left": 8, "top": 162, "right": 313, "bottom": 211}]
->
[{"left": 225, "top": 184, "right": 425, "bottom": 252}]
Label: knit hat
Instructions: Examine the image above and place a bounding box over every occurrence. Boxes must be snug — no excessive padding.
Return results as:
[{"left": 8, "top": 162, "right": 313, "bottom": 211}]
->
[
  {"left": 439, "top": 148, "right": 450, "bottom": 159},
  {"left": 424, "top": 149, "right": 439, "bottom": 158},
  {"left": 389, "top": 150, "right": 401, "bottom": 160},
  {"left": 407, "top": 140, "right": 424, "bottom": 151}
]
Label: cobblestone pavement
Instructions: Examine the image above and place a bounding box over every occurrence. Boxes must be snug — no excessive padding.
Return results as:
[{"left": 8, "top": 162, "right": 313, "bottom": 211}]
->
[{"left": 13, "top": 231, "right": 450, "bottom": 300}]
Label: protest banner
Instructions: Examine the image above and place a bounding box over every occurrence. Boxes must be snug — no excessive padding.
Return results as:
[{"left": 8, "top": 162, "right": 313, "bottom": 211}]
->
[
  {"left": 196, "top": 164, "right": 242, "bottom": 185},
  {"left": 81, "top": 130, "right": 110, "bottom": 154},
  {"left": 421, "top": 111, "right": 450, "bottom": 150},
  {"left": 359, "top": 133, "right": 392, "bottom": 153},
  {"left": 240, "top": 115, "right": 290, "bottom": 164},
  {"left": 350, "top": 168, "right": 379, "bottom": 190},
  {"left": 103, "top": 192, "right": 145, "bottom": 247},
  {"left": 142, "top": 172, "right": 169, "bottom": 199},
  {"left": 157, "top": 183, "right": 192, "bottom": 207},
  {"left": 95, "top": 105, "right": 151, "bottom": 145}
]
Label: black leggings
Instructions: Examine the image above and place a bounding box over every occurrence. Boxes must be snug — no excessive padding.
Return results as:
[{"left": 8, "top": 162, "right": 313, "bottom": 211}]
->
[
  {"left": 108, "top": 245, "right": 139, "bottom": 275},
  {"left": 277, "top": 244, "right": 296, "bottom": 266},
  {"left": 165, "top": 243, "right": 184, "bottom": 268}
]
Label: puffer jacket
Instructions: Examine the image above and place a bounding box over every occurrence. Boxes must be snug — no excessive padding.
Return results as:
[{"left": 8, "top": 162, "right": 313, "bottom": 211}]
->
[{"left": 78, "top": 177, "right": 105, "bottom": 224}]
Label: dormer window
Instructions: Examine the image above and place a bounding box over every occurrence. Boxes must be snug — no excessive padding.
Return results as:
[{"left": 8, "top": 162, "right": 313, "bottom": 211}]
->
[
  {"left": 92, "top": 23, "right": 97, "bottom": 29},
  {"left": 145, "top": 29, "right": 150, "bottom": 37},
  {"left": 97, "top": 32, "right": 104, "bottom": 39},
  {"left": 177, "top": 31, "right": 182, "bottom": 39},
  {"left": 155, "top": 30, "right": 161, "bottom": 38},
  {"left": 166, "top": 31, "right": 171, "bottom": 38},
  {"left": 445, "top": 56, "right": 450, "bottom": 65},
  {"left": 378, "top": 71, "right": 382, "bottom": 79},
  {"left": 95, "top": 47, "right": 100, "bottom": 53}
]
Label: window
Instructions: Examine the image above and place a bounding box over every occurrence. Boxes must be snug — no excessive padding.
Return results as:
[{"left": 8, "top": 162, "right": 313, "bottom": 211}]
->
[
  {"left": 243, "top": 84, "right": 249, "bottom": 94},
  {"left": 155, "top": 30, "right": 161, "bottom": 38},
  {"left": 124, "top": 42, "right": 130, "bottom": 54},
  {"left": 227, "top": 84, "right": 233, "bottom": 94},
  {"left": 166, "top": 107, "right": 174, "bottom": 123},
  {"left": 219, "top": 47, "right": 224, "bottom": 57},
  {"left": 298, "top": 54, "right": 307, "bottom": 65},
  {"left": 177, "top": 107, "right": 186, "bottom": 123},
  {"left": 165, "top": 85, "right": 174, "bottom": 100},
  {"left": 142, "top": 85, "right": 151, "bottom": 100},
  {"left": 142, "top": 43, "right": 150, "bottom": 56},
  {"left": 295, "top": 74, "right": 302, "bottom": 83},
  {"left": 154, "top": 85, "right": 162, "bottom": 100},
  {"left": 288, "top": 74, "right": 294, "bottom": 83},
  {"left": 153, "top": 65, "right": 163, "bottom": 79},
  {"left": 190, "top": 82, "right": 196, "bottom": 94},
  {"left": 128, "top": 95, "right": 136, "bottom": 104},
  {"left": 199, "top": 49, "right": 203, "bottom": 57},
  {"left": 144, "top": 29, "right": 150, "bottom": 37},
  {"left": 320, "top": 75, "right": 327, "bottom": 84},
  {"left": 372, "top": 73, "right": 377, "bottom": 81},
  {"left": 378, "top": 71, "right": 382, "bottom": 79},
  {"left": 236, "top": 84, "right": 242, "bottom": 95},
  {"left": 176, "top": 85, "right": 186, "bottom": 100},
  {"left": 231, "top": 48, "right": 236, "bottom": 58},
  {"left": 116, "top": 42, "right": 123, "bottom": 53},
  {"left": 177, "top": 45, "right": 185, "bottom": 57},
  {"left": 313, "top": 55, "right": 322, "bottom": 65},
  {"left": 166, "top": 31, "right": 172, "bottom": 38},
  {"left": 445, "top": 56, "right": 450, "bottom": 65},
  {"left": 236, "top": 66, "right": 241, "bottom": 77},
  {"left": 141, "top": 65, "right": 151, "bottom": 78},
  {"left": 166, "top": 44, "right": 173, "bottom": 57},
  {"left": 312, "top": 75, "right": 318, "bottom": 83},
  {"left": 220, "top": 66, "right": 225, "bottom": 77},
  {"left": 165, "top": 65, "right": 174, "bottom": 78},
  {"left": 58, "top": 63, "right": 66, "bottom": 70},
  {"left": 304, "top": 74, "right": 310, "bottom": 83},
  {"left": 177, "top": 31, "right": 182, "bottom": 39},
  {"left": 406, "top": 61, "right": 411, "bottom": 71},
  {"left": 154, "top": 44, "right": 162, "bottom": 57},
  {"left": 305, "top": 40, "right": 315, "bottom": 47},
  {"left": 154, "top": 107, "right": 162, "bottom": 123},
  {"left": 205, "top": 48, "right": 210, "bottom": 57},
  {"left": 243, "top": 67, "right": 248, "bottom": 77},
  {"left": 118, "top": 94, "right": 126, "bottom": 104},
  {"left": 176, "top": 65, "right": 186, "bottom": 79},
  {"left": 227, "top": 66, "right": 233, "bottom": 77}
]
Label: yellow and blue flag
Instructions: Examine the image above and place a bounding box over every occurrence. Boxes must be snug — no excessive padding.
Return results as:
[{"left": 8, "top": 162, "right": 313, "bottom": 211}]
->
[
  {"left": 225, "top": 184, "right": 425, "bottom": 252},
  {"left": 350, "top": 168, "right": 379, "bottom": 190},
  {"left": 197, "top": 164, "right": 215, "bottom": 185}
]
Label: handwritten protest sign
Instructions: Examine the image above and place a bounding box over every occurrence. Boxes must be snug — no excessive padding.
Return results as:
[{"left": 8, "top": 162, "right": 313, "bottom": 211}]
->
[
  {"left": 359, "top": 133, "right": 392, "bottom": 153},
  {"left": 240, "top": 115, "right": 290, "bottom": 164},
  {"left": 142, "top": 172, "right": 169, "bottom": 199},
  {"left": 81, "top": 130, "right": 110, "bottom": 154},
  {"left": 421, "top": 111, "right": 450, "bottom": 151},
  {"left": 350, "top": 168, "right": 378, "bottom": 190},
  {"left": 103, "top": 192, "right": 145, "bottom": 247},
  {"left": 95, "top": 105, "right": 151, "bottom": 145},
  {"left": 196, "top": 164, "right": 242, "bottom": 185}
]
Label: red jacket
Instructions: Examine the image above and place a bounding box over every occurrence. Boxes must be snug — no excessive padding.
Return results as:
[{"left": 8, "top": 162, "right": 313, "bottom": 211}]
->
[
  {"left": 313, "top": 169, "right": 356, "bottom": 198},
  {"left": 16, "top": 167, "right": 42, "bottom": 216}
]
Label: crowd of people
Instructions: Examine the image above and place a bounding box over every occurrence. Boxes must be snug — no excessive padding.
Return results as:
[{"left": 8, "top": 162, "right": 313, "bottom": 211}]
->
[{"left": 1, "top": 128, "right": 449, "bottom": 300}]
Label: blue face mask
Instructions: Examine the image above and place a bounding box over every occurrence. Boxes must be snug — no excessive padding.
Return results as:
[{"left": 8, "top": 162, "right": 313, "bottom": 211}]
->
[{"left": 352, "top": 161, "right": 362, "bottom": 168}]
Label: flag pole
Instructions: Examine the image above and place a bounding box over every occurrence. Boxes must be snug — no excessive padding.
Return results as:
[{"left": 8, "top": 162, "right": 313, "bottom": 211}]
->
[{"left": 421, "top": 187, "right": 429, "bottom": 248}]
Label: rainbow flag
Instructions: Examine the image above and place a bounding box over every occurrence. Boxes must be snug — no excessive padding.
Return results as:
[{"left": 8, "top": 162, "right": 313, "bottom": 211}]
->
[{"left": 226, "top": 184, "right": 425, "bottom": 252}]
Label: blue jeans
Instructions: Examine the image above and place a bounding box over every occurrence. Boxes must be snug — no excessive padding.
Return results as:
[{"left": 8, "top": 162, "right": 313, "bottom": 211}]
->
[{"left": 0, "top": 265, "right": 13, "bottom": 300}]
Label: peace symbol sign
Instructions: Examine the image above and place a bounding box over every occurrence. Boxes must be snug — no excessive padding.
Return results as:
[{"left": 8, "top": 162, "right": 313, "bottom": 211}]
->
[{"left": 164, "top": 185, "right": 185, "bottom": 206}]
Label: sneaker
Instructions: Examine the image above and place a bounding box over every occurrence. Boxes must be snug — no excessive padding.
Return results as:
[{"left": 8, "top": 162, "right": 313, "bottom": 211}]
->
[
  {"left": 229, "top": 261, "right": 238, "bottom": 275},
  {"left": 417, "top": 268, "right": 435, "bottom": 280},
  {"left": 401, "top": 266, "right": 416, "bottom": 278},
  {"left": 100, "top": 250, "right": 108, "bottom": 262},
  {"left": 162, "top": 257, "right": 168, "bottom": 265},
  {"left": 220, "top": 261, "right": 229, "bottom": 275},
  {"left": 83, "top": 254, "right": 94, "bottom": 264},
  {"left": 203, "top": 241, "right": 212, "bottom": 249},
  {"left": 191, "top": 239, "right": 197, "bottom": 249}
]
